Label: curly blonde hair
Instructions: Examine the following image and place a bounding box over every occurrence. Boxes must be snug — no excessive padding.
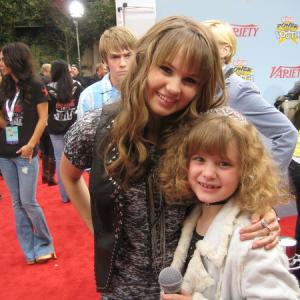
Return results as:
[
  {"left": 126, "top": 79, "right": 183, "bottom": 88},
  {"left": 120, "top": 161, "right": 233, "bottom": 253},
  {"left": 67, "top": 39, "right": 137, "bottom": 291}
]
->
[
  {"left": 159, "top": 112, "right": 289, "bottom": 214},
  {"left": 105, "top": 16, "right": 226, "bottom": 188}
]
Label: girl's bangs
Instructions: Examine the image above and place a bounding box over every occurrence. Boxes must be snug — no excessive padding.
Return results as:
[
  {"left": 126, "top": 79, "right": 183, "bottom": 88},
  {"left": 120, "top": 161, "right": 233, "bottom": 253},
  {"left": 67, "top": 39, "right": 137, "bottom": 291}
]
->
[
  {"left": 188, "top": 120, "right": 234, "bottom": 159},
  {"left": 151, "top": 29, "right": 207, "bottom": 76}
]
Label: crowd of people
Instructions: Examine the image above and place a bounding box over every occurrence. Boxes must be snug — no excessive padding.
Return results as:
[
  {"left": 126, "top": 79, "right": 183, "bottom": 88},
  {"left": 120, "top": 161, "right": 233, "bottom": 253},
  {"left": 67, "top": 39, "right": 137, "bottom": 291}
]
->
[{"left": 0, "top": 15, "right": 300, "bottom": 299}]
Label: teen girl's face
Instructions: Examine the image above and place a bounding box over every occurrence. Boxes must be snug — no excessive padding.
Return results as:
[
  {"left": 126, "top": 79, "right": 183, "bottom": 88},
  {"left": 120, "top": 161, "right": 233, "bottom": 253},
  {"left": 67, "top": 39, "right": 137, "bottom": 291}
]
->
[
  {"left": 188, "top": 140, "right": 241, "bottom": 204},
  {"left": 146, "top": 51, "right": 200, "bottom": 118},
  {"left": 0, "top": 52, "right": 12, "bottom": 76}
]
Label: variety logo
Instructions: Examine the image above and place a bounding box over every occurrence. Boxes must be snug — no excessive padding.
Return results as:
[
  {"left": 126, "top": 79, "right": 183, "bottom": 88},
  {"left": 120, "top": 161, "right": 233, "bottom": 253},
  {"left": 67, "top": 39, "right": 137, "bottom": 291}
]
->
[
  {"left": 231, "top": 24, "right": 259, "bottom": 37},
  {"left": 270, "top": 66, "right": 300, "bottom": 78},
  {"left": 233, "top": 60, "right": 254, "bottom": 81},
  {"left": 276, "top": 16, "right": 300, "bottom": 44}
]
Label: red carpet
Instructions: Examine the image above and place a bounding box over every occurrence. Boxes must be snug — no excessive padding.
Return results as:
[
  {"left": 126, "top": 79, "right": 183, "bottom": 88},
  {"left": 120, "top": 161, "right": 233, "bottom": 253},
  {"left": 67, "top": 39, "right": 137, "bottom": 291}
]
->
[
  {"left": 0, "top": 159, "right": 297, "bottom": 299},
  {"left": 280, "top": 215, "right": 297, "bottom": 239},
  {"left": 0, "top": 162, "right": 98, "bottom": 300}
]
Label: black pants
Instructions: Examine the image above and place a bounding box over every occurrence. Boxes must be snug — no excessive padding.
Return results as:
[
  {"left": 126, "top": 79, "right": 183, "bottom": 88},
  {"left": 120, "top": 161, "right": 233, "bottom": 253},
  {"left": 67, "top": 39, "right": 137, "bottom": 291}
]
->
[{"left": 39, "top": 127, "right": 54, "bottom": 156}]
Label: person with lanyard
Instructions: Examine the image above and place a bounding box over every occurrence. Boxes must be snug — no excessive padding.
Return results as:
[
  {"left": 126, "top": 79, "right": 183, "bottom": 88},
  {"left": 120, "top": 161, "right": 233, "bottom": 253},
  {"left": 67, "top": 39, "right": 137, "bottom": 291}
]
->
[
  {"left": 60, "top": 16, "right": 280, "bottom": 299},
  {"left": 202, "top": 20, "right": 297, "bottom": 178},
  {"left": 0, "top": 42, "right": 56, "bottom": 265}
]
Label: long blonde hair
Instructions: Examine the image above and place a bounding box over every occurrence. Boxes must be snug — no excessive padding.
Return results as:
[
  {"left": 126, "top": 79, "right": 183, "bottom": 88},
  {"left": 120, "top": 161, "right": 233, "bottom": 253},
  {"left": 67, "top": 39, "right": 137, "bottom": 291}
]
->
[
  {"left": 202, "top": 19, "right": 237, "bottom": 64},
  {"left": 105, "top": 16, "right": 226, "bottom": 188},
  {"left": 159, "top": 112, "right": 289, "bottom": 214}
]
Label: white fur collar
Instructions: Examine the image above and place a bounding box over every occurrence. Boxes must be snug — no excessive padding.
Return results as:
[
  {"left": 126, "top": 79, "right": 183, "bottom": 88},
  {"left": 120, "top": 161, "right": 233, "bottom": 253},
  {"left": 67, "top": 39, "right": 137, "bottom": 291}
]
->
[{"left": 171, "top": 200, "right": 242, "bottom": 295}]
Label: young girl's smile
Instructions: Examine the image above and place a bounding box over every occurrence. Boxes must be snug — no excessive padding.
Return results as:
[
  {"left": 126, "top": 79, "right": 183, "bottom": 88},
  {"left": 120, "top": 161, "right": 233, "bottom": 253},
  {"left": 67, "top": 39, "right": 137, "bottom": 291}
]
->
[
  {"left": 146, "top": 51, "right": 200, "bottom": 118},
  {"left": 188, "top": 140, "right": 241, "bottom": 204}
]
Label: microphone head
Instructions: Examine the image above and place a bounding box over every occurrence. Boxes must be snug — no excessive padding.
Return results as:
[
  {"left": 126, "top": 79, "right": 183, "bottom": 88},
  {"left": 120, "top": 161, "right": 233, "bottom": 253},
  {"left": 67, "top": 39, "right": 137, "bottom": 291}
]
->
[{"left": 158, "top": 266, "right": 183, "bottom": 294}]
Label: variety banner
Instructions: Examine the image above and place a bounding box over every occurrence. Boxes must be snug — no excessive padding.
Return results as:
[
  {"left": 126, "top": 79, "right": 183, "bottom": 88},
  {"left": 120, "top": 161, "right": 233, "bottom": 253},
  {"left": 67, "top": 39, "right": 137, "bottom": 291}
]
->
[{"left": 156, "top": 0, "right": 300, "bottom": 104}]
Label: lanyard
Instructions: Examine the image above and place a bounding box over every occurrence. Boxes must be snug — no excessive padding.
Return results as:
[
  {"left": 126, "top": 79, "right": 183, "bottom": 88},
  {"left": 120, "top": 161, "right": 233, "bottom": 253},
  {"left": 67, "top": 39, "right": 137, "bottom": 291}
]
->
[{"left": 5, "top": 91, "right": 19, "bottom": 123}]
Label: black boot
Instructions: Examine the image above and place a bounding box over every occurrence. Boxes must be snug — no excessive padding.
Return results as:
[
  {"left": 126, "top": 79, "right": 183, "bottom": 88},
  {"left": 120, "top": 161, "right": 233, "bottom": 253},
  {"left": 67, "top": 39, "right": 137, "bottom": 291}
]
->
[
  {"left": 41, "top": 154, "right": 49, "bottom": 184},
  {"left": 47, "top": 157, "right": 57, "bottom": 186}
]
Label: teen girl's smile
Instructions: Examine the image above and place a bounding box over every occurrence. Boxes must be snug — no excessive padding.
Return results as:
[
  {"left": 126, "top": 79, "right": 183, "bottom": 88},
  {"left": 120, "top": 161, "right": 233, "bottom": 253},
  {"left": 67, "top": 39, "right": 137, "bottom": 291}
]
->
[
  {"left": 146, "top": 51, "right": 200, "bottom": 118},
  {"left": 188, "top": 140, "right": 241, "bottom": 204}
]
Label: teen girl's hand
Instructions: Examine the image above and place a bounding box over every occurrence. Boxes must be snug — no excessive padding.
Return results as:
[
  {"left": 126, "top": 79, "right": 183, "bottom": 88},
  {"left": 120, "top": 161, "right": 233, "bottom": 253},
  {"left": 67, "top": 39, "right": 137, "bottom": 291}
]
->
[
  {"left": 161, "top": 290, "right": 192, "bottom": 300},
  {"left": 239, "top": 207, "right": 280, "bottom": 250},
  {"left": 16, "top": 143, "right": 34, "bottom": 163}
]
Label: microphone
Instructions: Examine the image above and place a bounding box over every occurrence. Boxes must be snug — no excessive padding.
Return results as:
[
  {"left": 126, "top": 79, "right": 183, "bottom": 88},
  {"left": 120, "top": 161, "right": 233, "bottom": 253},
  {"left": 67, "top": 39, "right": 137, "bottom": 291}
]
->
[{"left": 158, "top": 266, "right": 183, "bottom": 294}]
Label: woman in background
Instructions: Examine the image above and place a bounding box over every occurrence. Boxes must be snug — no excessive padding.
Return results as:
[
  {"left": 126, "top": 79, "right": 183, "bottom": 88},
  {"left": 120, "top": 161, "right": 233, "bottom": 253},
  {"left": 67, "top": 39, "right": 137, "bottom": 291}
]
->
[
  {"left": 0, "top": 42, "right": 55, "bottom": 264},
  {"left": 47, "top": 59, "right": 82, "bottom": 203},
  {"left": 39, "top": 63, "right": 57, "bottom": 186}
]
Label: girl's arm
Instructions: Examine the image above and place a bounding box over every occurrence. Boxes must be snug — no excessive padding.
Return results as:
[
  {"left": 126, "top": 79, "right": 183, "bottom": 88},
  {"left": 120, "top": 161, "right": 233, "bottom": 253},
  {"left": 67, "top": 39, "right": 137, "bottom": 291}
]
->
[
  {"left": 60, "top": 153, "right": 93, "bottom": 233},
  {"left": 60, "top": 109, "right": 101, "bottom": 233},
  {"left": 16, "top": 101, "right": 48, "bottom": 162},
  {"left": 240, "top": 208, "right": 279, "bottom": 250}
]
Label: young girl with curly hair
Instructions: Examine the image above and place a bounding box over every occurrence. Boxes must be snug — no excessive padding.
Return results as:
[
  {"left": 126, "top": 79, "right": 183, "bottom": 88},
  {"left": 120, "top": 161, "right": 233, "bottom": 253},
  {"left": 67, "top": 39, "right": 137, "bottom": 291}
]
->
[{"left": 160, "top": 108, "right": 299, "bottom": 299}]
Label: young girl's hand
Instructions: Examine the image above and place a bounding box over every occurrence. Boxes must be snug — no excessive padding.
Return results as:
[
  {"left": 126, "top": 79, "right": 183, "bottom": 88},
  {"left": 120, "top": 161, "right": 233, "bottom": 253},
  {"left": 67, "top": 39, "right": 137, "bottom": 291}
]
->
[
  {"left": 161, "top": 290, "right": 192, "bottom": 300},
  {"left": 239, "top": 208, "right": 279, "bottom": 250}
]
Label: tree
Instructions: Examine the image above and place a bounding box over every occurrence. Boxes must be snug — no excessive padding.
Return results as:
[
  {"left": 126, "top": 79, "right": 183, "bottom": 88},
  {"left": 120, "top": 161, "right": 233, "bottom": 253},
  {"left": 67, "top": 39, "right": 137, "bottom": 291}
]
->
[
  {"left": 48, "top": 0, "right": 116, "bottom": 66},
  {"left": 79, "top": 0, "right": 116, "bottom": 48},
  {"left": 0, "top": 0, "right": 45, "bottom": 46},
  {"left": 0, "top": 0, "right": 116, "bottom": 71}
]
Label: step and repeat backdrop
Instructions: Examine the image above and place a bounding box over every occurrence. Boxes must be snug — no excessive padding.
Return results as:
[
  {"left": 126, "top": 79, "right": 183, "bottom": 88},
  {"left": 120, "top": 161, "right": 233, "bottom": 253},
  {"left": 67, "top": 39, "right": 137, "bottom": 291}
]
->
[{"left": 156, "top": 0, "right": 300, "bottom": 104}]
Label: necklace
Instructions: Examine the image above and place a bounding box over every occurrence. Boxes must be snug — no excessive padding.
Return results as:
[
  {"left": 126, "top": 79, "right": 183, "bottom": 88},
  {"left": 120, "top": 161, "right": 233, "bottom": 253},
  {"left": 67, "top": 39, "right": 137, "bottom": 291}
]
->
[{"left": 199, "top": 197, "right": 231, "bottom": 206}]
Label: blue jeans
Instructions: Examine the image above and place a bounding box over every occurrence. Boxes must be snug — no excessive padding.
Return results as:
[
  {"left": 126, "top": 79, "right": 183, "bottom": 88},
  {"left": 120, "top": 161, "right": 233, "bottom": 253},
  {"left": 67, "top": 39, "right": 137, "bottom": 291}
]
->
[
  {"left": 0, "top": 156, "right": 54, "bottom": 262},
  {"left": 50, "top": 134, "right": 69, "bottom": 202}
]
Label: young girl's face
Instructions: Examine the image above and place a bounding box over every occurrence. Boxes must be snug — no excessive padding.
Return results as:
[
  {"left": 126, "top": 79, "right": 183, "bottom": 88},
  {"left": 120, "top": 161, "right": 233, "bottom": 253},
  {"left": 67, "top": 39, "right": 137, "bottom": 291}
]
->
[
  {"left": 146, "top": 51, "right": 200, "bottom": 119},
  {"left": 188, "top": 140, "right": 241, "bottom": 204}
]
